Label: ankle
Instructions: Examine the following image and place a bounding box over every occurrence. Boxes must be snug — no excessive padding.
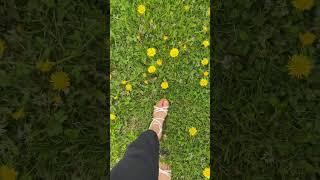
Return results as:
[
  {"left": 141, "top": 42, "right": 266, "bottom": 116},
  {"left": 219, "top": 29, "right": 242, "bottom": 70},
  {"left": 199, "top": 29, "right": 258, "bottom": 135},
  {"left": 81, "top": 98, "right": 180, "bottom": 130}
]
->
[{"left": 149, "top": 126, "right": 160, "bottom": 139}]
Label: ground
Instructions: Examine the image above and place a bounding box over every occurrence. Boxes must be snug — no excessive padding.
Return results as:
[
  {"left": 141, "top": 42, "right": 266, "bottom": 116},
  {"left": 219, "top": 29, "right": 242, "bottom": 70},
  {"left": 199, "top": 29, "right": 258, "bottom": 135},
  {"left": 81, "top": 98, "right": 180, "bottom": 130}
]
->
[
  {"left": 110, "top": 0, "right": 210, "bottom": 179},
  {"left": 213, "top": 0, "right": 320, "bottom": 179}
]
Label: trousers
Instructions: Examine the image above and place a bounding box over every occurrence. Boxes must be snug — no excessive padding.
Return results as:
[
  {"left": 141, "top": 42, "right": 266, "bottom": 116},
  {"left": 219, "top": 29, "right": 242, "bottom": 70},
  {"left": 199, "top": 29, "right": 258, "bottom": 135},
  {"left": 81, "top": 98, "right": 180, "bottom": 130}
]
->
[{"left": 110, "top": 130, "right": 159, "bottom": 180}]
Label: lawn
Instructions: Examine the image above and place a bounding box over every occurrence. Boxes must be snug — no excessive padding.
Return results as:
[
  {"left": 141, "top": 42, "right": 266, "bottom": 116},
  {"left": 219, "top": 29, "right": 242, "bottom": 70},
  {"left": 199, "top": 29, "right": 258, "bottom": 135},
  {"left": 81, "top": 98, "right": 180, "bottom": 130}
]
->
[
  {"left": 1, "top": 1, "right": 107, "bottom": 179},
  {"left": 213, "top": 0, "right": 320, "bottom": 179},
  {"left": 110, "top": 0, "right": 210, "bottom": 179}
]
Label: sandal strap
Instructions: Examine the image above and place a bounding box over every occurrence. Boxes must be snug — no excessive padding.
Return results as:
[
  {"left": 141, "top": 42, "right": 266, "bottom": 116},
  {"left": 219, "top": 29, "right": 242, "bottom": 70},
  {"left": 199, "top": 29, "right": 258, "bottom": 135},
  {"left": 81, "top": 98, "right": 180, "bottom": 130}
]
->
[
  {"left": 149, "top": 119, "right": 162, "bottom": 136},
  {"left": 154, "top": 106, "right": 168, "bottom": 114},
  {"left": 159, "top": 168, "right": 171, "bottom": 177}
]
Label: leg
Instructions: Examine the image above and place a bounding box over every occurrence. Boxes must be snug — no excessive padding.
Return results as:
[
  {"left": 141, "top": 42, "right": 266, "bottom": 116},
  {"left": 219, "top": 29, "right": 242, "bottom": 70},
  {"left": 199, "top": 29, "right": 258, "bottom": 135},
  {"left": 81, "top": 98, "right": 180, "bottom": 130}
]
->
[
  {"left": 110, "top": 99, "right": 171, "bottom": 180},
  {"left": 111, "top": 130, "right": 159, "bottom": 180}
]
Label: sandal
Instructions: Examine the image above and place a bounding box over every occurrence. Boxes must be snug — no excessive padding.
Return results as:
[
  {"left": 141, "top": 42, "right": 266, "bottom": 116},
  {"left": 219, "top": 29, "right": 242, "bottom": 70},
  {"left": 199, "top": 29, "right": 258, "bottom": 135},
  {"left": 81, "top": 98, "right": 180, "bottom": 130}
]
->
[
  {"left": 149, "top": 105, "right": 169, "bottom": 139},
  {"left": 159, "top": 168, "right": 171, "bottom": 178}
]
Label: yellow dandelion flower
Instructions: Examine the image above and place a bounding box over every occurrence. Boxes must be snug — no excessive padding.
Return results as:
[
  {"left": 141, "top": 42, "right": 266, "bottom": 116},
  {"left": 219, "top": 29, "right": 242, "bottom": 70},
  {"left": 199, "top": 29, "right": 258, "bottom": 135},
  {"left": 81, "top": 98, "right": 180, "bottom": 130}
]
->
[
  {"left": 203, "top": 167, "right": 210, "bottom": 179},
  {"left": 121, "top": 80, "right": 127, "bottom": 85},
  {"left": 161, "top": 81, "right": 169, "bottom": 89},
  {"left": 204, "top": 71, "right": 209, "bottom": 77},
  {"left": 148, "top": 65, "right": 156, "bottom": 73},
  {"left": 36, "top": 60, "right": 55, "bottom": 73},
  {"left": 156, "top": 59, "right": 163, "bottom": 66},
  {"left": 0, "top": 39, "right": 6, "bottom": 58},
  {"left": 137, "top": 5, "right": 146, "bottom": 15},
  {"left": 287, "top": 55, "right": 313, "bottom": 79},
  {"left": 125, "top": 84, "right": 133, "bottom": 92},
  {"left": 50, "top": 71, "right": 70, "bottom": 91},
  {"left": 203, "top": 25, "right": 209, "bottom": 33},
  {"left": 189, "top": 127, "right": 197, "bottom": 136},
  {"left": 163, "top": 35, "right": 168, "bottom": 41},
  {"left": 201, "top": 58, "right": 209, "bottom": 66},
  {"left": 202, "top": 40, "right": 210, "bottom": 48},
  {"left": 200, "top": 79, "right": 208, "bottom": 87},
  {"left": 292, "top": 0, "right": 314, "bottom": 11},
  {"left": 170, "top": 48, "right": 179, "bottom": 58},
  {"left": 147, "top": 48, "right": 156, "bottom": 57},
  {"left": 184, "top": 5, "right": 190, "bottom": 11},
  {"left": 0, "top": 165, "right": 17, "bottom": 180},
  {"left": 110, "top": 113, "right": 116, "bottom": 121},
  {"left": 11, "top": 108, "right": 25, "bottom": 120},
  {"left": 299, "top": 32, "right": 316, "bottom": 46}
]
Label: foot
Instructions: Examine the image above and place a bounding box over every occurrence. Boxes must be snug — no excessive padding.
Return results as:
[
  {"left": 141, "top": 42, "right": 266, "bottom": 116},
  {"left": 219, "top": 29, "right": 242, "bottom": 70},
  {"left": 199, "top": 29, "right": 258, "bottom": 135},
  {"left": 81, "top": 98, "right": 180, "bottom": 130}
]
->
[
  {"left": 158, "top": 162, "right": 171, "bottom": 180},
  {"left": 149, "top": 99, "right": 169, "bottom": 140}
]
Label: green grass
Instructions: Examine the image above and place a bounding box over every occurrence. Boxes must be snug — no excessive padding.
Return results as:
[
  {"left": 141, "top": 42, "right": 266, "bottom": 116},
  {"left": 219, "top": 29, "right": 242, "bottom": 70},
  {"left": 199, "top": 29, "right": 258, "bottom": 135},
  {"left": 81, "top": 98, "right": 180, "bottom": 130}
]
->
[
  {"left": 110, "top": 0, "right": 210, "bottom": 179},
  {"left": 213, "top": 0, "right": 320, "bottom": 179},
  {"left": 1, "top": 1, "right": 106, "bottom": 179}
]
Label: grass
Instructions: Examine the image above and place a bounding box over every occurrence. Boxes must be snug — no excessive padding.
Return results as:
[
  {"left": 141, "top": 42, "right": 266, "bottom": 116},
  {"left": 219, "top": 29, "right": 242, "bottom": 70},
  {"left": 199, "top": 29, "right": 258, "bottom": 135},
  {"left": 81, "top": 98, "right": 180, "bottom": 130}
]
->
[
  {"left": 110, "top": 0, "right": 210, "bottom": 179},
  {"left": 1, "top": 1, "right": 107, "bottom": 179},
  {"left": 213, "top": 0, "right": 320, "bottom": 179}
]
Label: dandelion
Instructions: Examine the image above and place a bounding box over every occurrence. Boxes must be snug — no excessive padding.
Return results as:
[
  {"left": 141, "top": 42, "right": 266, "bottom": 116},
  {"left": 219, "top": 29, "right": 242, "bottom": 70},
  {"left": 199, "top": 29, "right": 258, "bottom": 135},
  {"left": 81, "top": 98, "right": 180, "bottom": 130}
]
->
[
  {"left": 203, "top": 167, "right": 210, "bottom": 179},
  {"left": 170, "top": 48, "right": 179, "bottom": 58},
  {"left": 202, "top": 40, "right": 210, "bottom": 48},
  {"left": 137, "top": 5, "right": 146, "bottom": 15},
  {"left": 11, "top": 108, "right": 25, "bottom": 120},
  {"left": 184, "top": 5, "right": 190, "bottom": 11},
  {"left": 110, "top": 113, "right": 116, "bottom": 121},
  {"left": 292, "top": 0, "right": 314, "bottom": 11},
  {"left": 163, "top": 35, "right": 168, "bottom": 41},
  {"left": 161, "top": 81, "right": 169, "bottom": 89},
  {"left": 189, "top": 127, "right": 197, "bottom": 136},
  {"left": 148, "top": 65, "right": 156, "bottom": 73},
  {"left": 156, "top": 59, "right": 163, "bottom": 66},
  {"left": 36, "top": 60, "right": 55, "bottom": 73},
  {"left": 200, "top": 79, "right": 208, "bottom": 87},
  {"left": 0, "top": 165, "right": 18, "bottom": 180},
  {"left": 299, "top": 32, "right": 316, "bottom": 46},
  {"left": 50, "top": 71, "right": 70, "bottom": 91},
  {"left": 121, "top": 80, "right": 127, "bottom": 85},
  {"left": 147, "top": 48, "right": 156, "bottom": 57},
  {"left": 287, "top": 55, "right": 313, "bottom": 79},
  {"left": 0, "top": 39, "right": 6, "bottom": 58},
  {"left": 201, "top": 58, "right": 209, "bottom": 66},
  {"left": 204, "top": 71, "right": 209, "bottom": 77},
  {"left": 125, "top": 83, "right": 133, "bottom": 92}
]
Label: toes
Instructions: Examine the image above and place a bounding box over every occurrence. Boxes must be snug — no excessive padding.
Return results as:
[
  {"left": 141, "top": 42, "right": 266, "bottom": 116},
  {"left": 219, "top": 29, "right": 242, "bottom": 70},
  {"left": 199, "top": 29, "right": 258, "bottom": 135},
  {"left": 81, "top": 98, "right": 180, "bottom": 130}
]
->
[
  {"left": 159, "top": 163, "right": 171, "bottom": 171},
  {"left": 158, "top": 99, "right": 169, "bottom": 107}
]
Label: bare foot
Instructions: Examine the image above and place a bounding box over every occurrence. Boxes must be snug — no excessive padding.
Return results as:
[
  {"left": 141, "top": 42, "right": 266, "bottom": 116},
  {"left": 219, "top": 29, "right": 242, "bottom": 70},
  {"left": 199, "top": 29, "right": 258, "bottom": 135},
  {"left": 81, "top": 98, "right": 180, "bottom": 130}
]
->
[
  {"left": 158, "top": 163, "right": 171, "bottom": 180},
  {"left": 149, "top": 99, "right": 169, "bottom": 140}
]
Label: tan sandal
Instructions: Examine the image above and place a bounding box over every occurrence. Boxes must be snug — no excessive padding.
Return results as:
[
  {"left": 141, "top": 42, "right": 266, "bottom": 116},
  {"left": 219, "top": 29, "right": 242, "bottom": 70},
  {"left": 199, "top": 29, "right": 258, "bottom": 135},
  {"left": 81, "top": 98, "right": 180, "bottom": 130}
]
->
[
  {"left": 159, "top": 163, "right": 171, "bottom": 179},
  {"left": 149, "top": 105, "right": 168, "bottom": 138},
  {"left": 159, "top": 168, "right": 171, "bottom": 178}
]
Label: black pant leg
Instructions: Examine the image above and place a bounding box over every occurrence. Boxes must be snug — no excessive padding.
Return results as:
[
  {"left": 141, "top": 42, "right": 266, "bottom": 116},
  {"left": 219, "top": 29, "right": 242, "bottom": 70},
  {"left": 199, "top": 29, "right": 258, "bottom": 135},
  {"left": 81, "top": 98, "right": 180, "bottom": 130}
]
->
[{"left": 110, "top": 130, "right": 159, "bottom": 180}]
